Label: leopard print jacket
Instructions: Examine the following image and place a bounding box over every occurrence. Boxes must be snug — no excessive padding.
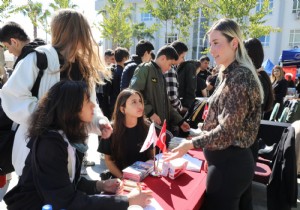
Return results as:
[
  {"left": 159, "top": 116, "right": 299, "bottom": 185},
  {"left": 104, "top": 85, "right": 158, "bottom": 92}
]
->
[{"left": 192, "top": 61, "right": 262, "bottom": 150}]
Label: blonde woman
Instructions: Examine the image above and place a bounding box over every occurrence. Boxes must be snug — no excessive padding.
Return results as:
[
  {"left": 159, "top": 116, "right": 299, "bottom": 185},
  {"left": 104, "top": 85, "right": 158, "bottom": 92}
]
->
[
  {"left": 0, "top": 9, "right": 112, "bottom": 176},
  {"left": 270, "top": 65, "right": 288, "bottom": 109},
  {"left": 164, "top": 18, "right": 263, "bottom": 210}
]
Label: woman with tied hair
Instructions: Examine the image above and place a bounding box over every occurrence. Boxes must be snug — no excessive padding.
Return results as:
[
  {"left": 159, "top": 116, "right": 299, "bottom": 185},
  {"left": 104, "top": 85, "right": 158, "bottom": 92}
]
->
[
  {"left": 164, "top": 18, "right": 263, "bottom": 210},
  {"left": 270, "top": 65, "right": 288, "bottom": 118},
  {"left": 244, "top": 38, "right": 274, "bottom": 118},
  {"left": 0, "top": 9, "right": 112, "bottom": 176},
  {"left": 98, "top": 89, "right": 154, "bottom": 179},
  {"left": 4, "top": 80, "right": 152, "bottom": 210}
]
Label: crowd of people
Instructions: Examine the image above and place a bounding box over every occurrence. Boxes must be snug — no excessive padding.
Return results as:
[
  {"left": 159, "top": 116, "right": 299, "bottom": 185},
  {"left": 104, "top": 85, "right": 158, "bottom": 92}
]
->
[{"left": 0, "top": 8, "right": 299, "bottom": 210}]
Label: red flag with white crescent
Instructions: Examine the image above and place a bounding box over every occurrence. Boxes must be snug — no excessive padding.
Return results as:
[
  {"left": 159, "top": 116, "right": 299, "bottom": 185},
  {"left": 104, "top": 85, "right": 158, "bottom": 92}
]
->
[
  {"left": 202, "top": 104, "right": 209, "bottom": 120},
  {"left": 156, "top": 120, "right": 167, "bottom": 153}
]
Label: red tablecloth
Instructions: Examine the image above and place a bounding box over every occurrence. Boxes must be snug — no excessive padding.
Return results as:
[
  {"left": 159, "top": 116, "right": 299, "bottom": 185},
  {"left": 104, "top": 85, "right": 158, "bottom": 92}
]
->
[{"left": 143, "top": 149, "right": 207, "bottom": 210}]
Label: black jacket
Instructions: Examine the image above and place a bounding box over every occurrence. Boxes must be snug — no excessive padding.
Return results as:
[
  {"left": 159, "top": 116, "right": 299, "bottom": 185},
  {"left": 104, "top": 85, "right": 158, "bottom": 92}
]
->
[
  {"left": 120, "top": 55, "right": 142, "bottom": 90},
  {"left": 258, "top": 70, "right": 274, "bottom": 113},
  {"left": 4, "top": 131, "right": 128, "bottom": 210},
  {"left": 267, "top": 126, "right": 298, "bottom": 210},
  {"left": 177, "top": 60, "right": 198, "bottom": 109}
]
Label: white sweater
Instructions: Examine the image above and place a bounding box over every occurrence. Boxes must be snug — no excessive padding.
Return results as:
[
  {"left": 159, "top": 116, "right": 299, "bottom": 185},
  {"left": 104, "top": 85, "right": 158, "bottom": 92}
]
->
[{"left": 0, "top": 45, "right": 108, "bottom": 176}]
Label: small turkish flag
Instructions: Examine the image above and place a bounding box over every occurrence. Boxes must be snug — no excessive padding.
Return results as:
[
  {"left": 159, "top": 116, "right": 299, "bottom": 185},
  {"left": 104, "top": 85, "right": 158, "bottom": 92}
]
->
[
  {"left": 156, "top": 120, "right": 167, "bottom": 153},
  {"left": 202, "top": 104, "right": 209, "bottom": 120}
]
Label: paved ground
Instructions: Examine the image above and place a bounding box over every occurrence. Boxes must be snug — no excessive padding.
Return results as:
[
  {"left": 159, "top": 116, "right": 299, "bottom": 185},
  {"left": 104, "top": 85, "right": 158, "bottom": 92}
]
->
[{"left": 1, "top": 134, "right": 300, "bottom": 210}]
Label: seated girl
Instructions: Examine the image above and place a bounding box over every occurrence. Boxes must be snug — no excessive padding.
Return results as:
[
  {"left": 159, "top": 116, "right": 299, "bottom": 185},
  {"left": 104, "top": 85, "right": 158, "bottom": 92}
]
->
[
  {"left": 4, "top": 80, "right": 152, "bottom": 210},
  {"left": 98, "top": 89, "right": 155, "bottom": 179}
]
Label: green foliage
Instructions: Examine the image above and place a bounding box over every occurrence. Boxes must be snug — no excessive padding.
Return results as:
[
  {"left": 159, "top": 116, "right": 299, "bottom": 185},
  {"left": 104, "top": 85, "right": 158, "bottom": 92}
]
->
[
  {"left": 174, "top": 0, "right": 200, "bottom": 41},
  {"left": 38, "top": 9, "right": 51, "bottom": 36},
  {"left": 0, "top": 0, "right": 13, "bottom": 20},
  {"left": 9, "top": 0, "right": 47, "bottom": 39},
  {"left": 49, "top": 0, "right": 77, "bottom": 10},
  {"left": 143, "top": 0, "right": 177, "bottom": 37},
  {"left": 201, "top": 0, "right": 280, "bottom": 39},
  {"left": 132, "top": 22, "right": 158, "bottom": 41},
  {"left": 96, "top": 0, "right": 133, "bottom": 49},
  {"left": 143, "top": 0, "right": 200, "bottom": 42}
]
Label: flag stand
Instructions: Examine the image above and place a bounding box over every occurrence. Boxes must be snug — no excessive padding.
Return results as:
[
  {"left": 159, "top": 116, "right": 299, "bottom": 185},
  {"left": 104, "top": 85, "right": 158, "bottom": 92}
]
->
[{"left": 151, "top": 146, "right": 161, "bottom": 177}]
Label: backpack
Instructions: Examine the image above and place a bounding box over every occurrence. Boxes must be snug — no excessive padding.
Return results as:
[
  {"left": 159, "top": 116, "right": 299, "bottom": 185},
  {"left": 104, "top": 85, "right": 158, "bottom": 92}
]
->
[
  {"left": 179, "top": 98, "right": 208, "bottom": 137},
  {"left": 0, "top": 49, "right": 48, "bottom": 175},
  {"left": 183, "top": 98, "right": 208, "bottom": 129}
]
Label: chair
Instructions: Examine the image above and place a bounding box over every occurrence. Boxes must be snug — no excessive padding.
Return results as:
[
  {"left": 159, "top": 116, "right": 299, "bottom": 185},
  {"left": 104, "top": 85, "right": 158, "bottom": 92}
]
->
[
  {"left": 269, "top": 103, "right": 280, "bottom": 121},
  {"left": 253, "top": 121, "right": 290, "bottom": 185},
  {"left": 278, "top": 107, "right": 289, "bottom": 122},
  {"left": 267, "top": 126, "right": 297, "bottom": 209},
  {"left": 253, "top": 161, "right": 272, "bottom": 185}
]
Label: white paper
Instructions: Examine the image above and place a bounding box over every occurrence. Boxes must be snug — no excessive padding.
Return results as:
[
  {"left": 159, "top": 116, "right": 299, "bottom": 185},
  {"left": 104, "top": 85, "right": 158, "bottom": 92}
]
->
[
  {"left": 155, "top": 153, "right": 202, "bottom": 173},
  {"left": 182, "top": 154, "right": 203, "bottom": 172}
]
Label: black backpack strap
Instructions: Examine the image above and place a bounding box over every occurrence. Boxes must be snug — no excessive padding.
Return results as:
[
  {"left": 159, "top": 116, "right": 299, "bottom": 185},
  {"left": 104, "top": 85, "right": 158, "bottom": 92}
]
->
[{"left": 31, "top": 50, "right": 48, "bottom": 98}]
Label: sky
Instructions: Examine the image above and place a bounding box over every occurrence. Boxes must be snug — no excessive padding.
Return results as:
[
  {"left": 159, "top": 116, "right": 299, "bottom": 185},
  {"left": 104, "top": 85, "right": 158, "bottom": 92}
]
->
[
  {"left": 1, "top": 0, "right": 100, "bottom": 43},
  {"left": 1, "top": 0, "right": 102, "bottom": 62}
]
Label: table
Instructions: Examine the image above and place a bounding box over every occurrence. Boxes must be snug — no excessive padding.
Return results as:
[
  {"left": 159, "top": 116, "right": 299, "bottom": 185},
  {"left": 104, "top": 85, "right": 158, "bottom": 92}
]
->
[{"left": 143, "top": 149, "right": 207, "bottom": 210}]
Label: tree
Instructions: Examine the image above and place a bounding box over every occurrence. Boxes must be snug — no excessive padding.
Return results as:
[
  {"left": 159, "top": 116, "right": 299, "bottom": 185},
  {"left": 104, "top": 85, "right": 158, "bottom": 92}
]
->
[
  {"left": 173, "top": 0, "right": 201, "bottom": 41},
  {"left": 0, "top": 0, "right": 13, "bottom": 21},
  {"left": 0, "top": 0, "right": 13, "bottom": 80},
  {"left": 143, "top": 0, "right": 177, "bottom": 41},
  {"left": 143, "top": 0, "right": 201, "bottom": 43},
  {"left": 96, "top": 0, "right": 133, "bottom": 49},
  {"left": 10, "top": 1, "right": 46, "bottom": 39},
  {"left": 38, "top": 9, "right": 51, "bottom": 43},
  {"left": 132, "top": 22, "right": 158, "bottom": 41},
  {"left": 201, "top": 0, "right": 280, "bottom": 39},
  {"left": 49, "top": 0, "right": 77, "bottom": 10}
]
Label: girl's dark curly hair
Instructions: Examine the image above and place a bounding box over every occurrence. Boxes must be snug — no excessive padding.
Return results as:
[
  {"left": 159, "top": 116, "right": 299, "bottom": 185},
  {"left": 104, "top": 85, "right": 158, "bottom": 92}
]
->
[{"left": 28, "top": 80, "right": 90, "bottom": 144}]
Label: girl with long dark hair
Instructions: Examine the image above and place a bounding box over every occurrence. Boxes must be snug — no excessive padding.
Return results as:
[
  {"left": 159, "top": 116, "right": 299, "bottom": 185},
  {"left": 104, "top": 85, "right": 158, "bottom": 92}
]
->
[
  {"left": 4, "top": 80, "right": 152, "bottom": 210},
  {"left": 98, "top": 89, "right": 153, "bottom": 179}
]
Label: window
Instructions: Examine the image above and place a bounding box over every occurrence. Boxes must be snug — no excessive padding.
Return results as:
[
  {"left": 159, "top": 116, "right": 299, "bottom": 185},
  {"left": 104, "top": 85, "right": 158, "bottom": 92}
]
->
[
  {"left": 256, "top": 0, "right": 273, "bottom": 14},
  {"left": 258, "top": 35, "right": 270, "bottom": 47},
  {"left": 293, "top": 0, "right": 300, "bottom": 13},
  {"left": 165, "top": 33, "right": 178, "bottom": 44},
  {"left": 141, "top": 13, "right": 153, "bottom": 21},
  {"left": 289, "top": 29, "right": 300, "bottom": 48}
]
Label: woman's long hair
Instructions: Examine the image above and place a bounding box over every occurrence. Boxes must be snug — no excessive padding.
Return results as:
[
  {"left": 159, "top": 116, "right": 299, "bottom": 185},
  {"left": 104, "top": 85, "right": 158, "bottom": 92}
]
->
[
  {"left": 207, "top": 18, "right": 264, "bottom": 103},
  {"left": 28, "top": 80, "right": 90, "bottom": 143},
  {"left": 51, "top": 9, "right": 110, "bottom": 88},
  {"left": 244, "top": 38, "right": 274, "bottom": 112},
  {"left": 110, "top": 89, "right": 149, "bottom": 163},
  {"left": 270, "top": 65, "right": 285, "bottom": 83}
]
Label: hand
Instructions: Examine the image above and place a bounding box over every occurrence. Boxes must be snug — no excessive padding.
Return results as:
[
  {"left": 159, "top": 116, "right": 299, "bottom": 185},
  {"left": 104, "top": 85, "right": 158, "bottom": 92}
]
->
[
  {"left": 150, "top": 113, "right": 161, "bottom": 125},
  {"left": 99, "top": 119, "right": 113, "bottom": 139},
  {"left": 127, "top": 188, "right": 152, "bottom": 208},
  {"left": 180, "top": 121, "right": 190, "bottom": 132},
  {"left": 97, "top": 178, "right": 122, "bottom": 194},
  {"left": 163, "top": 140, "right": 194, "bottom": 162},
  {"left": 197, "top": 123, "right": 203, "bottom": 129}
]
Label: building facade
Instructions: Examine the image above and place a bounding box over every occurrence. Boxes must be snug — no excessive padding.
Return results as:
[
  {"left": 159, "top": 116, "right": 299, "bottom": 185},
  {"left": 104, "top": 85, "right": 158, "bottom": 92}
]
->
[{"left": 95, "top": 0, "right": 300, "bottom": 69}]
